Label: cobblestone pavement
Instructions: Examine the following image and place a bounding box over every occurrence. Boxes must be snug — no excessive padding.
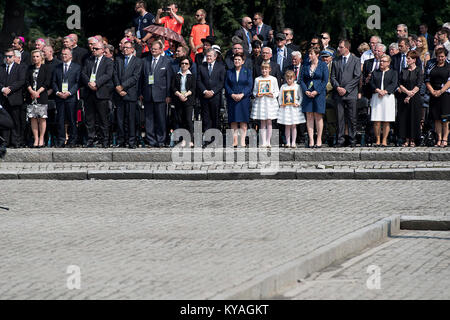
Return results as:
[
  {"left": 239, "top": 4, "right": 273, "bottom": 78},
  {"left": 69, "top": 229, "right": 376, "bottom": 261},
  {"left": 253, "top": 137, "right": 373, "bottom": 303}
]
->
[
  {"left": 1, "top": 161, "right": 450, "bottom": 171},
  {"left": 284, "top": 230, "right": 450, "bottom": 300},
  {"left": 0, "top": 180, "right": 448, "bottom": 299}
]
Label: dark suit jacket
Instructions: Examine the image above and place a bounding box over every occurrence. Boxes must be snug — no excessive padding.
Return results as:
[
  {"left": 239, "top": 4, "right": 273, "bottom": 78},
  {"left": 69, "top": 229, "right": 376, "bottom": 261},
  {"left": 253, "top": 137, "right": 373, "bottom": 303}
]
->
[
  {"left": 0, "top": 63, "right": 27, "bottom": 106},
  {"left": 271, "top": 46, "right": 293, "bottom": 71},
  {"left": 52, "top": 61, "right": 81, "bottom": 103},
  {"left": 25, "top": 64, "right": 52, "bottom": 104},
  {"left": 81, "top": 55, "right": 114, "bottom": 100},
  {"left": 286, "top": 43, "right": 300, "bottom": 52},
  {"left": 235, "top": 27, "right": 253, "bottom": 54},
  {"left": 171, "top": 72, "right": 196, "bottom": 106},
  {"left": 71, "top": 46, "right": 89, "bottom": 67},
  {"left": 361, "top": 58, "right": 377, "bottom": 98},
  {"left": 196, "top": 61, "right": 226, "bottom": 98},
  {"left": 253, "top": 58, "right": 282, "bottom": 87},
  {"left": 141, "top": 54, "right": 173, "bottom": 103},
  {"left": 250, "top": 23, "right": 272, "bottom": 47},
  {"left": 113, "top": 55, "right": 143, "bottom": 102},
  {"left": 20, "top": 50, "right": 31, "bottom": 66},
  {"left": 330, "top": 54, "right": 362, "bottom": 100},
  {"left": 370, "top": 69, "right": 398, "bottom": 95},
  {"left": 391, "top": 52, "right": 422, "bottom": 75},
  {"left": 284, "top": 64, "right": 302, "bottom": 83}
]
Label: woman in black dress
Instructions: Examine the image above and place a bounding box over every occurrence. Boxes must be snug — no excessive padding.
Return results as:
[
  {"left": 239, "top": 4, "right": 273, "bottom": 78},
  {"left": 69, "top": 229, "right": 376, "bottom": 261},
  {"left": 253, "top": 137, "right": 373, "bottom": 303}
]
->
[
  {"left": 398, "top": 50, "right": 423, "bottom": 147},
  {"left": 425, "top": 47, "right": 450, "bottom": 147},
  {"left": 171, "top": 56, "right": 196, "bottom": 147}
]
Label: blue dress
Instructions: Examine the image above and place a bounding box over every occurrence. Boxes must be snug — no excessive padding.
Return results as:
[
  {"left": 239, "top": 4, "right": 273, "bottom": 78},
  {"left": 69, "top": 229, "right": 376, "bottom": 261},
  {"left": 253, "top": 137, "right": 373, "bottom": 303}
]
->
[
  {"left": 224, "top": 67, "right": 253, "bottom": 123},
  {"left": 299, "top": 60, "right": 328, "bottom": 114}
]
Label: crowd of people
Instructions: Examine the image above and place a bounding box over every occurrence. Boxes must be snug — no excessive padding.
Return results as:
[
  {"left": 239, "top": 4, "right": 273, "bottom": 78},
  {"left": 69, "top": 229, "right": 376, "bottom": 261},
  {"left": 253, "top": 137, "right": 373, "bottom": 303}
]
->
[{"left": 0, "top": 1, "right": 449, "bottom": 151}]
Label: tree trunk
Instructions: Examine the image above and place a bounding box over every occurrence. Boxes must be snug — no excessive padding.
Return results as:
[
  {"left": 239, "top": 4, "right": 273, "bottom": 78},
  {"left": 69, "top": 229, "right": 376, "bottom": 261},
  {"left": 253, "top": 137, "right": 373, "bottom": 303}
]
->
[
  {"left": 0, "top": 0, "right": 25, "bottom": 51},
  {"left": 275, "top": 0, "right": 284, "bottom": 32},
  {"left": 208, "top": 0, "right": 214, "bottom": 28}
]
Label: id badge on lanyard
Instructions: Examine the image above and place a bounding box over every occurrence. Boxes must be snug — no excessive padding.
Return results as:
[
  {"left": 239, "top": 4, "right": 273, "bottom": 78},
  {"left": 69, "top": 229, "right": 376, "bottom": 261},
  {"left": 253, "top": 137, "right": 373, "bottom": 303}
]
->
[
  {"left": 148, "top": 75, "right": 154, "bottom": 85},
  {"left": 90, "top": 74, "right": 96, "bottom": 83},
  {"left": 62, "top": 82, "right": 69, "bottom": 93}
]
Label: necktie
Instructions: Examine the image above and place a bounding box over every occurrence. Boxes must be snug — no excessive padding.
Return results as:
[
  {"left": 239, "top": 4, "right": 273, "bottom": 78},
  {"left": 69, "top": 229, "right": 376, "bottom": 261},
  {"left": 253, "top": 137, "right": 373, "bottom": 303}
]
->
[
  {"left": 246, "top": 31, "right": 251, "bottom": 52},
  {"left": 294, "top": 66, "right": 298, "bottom": 79},
  {"left": 401, "top": 54, "right": 406, "bottom": 70},
  {"left": 375, "top": 60, "right": 379, "bottom": 71},
  {"left": 93, "top": 58, "right": 99, "bottom": 75},
  {"left": 151, "top": 57, "right": 157, "bottom": 74},
  {"left": 208, "top": 63, "right": 212, "bottom": 76},
  {"left": 63, "top": 63, "right": 68, "bottom": 81},
  {"left": 278, "top": 49, "right": 284, "bottom": 70},
  {"left": 124, "top": 56, "right": 129, "bottom": 69},
  {"left": 257, "top": 26, "right": 261, "bottom": 35},
  {"left": 341, "top": 56, "right": 347, "bottom": 72},
  {"left": 6, "top": 64, "right": 9, "bottom": 75}
]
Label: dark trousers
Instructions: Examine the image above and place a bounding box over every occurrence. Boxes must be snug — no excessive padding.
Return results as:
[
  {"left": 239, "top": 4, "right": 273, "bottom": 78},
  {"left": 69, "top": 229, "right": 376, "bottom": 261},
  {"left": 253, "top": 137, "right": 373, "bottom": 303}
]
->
[
  {"left": 1, "top": 101, "right": 21, "bottom": 147},
  {"left": 56, "top": 100, "right": 78, "bottom": 145},
  {"left": 200, "top": 94, "right": 221, "bottom": 134},
  {"left": 335, "top": 98, "right": 357, "bottom": 144},
  {"left": 85, "top": 95, "right": 111, "bottom": 145},
  {"left": 116, "top": 100, "right": 137, "bottom": 146},
  {"left": 144, "top": 100, "right": 167, "bottom": 146},
  {"left": 174, "top": 102, "right": 194, "bottom": 141}
]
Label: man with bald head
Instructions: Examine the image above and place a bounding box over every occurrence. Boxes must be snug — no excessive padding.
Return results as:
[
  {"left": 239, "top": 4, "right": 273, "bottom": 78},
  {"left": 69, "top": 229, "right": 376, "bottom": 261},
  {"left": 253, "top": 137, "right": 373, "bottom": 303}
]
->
[
  {"left": 81, "top": 41, "right": 114, "bottom": 147},
  {"left": 235, "top": 16, "right": 253, "bottom": 55}
]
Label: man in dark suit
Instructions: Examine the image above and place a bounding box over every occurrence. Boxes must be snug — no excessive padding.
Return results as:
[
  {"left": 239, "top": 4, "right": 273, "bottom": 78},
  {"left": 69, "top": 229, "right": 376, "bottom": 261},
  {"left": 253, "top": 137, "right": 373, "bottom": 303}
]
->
[
  {"left": 272, "top": 33, "right": 293, "bottom": 74},
  {"left": 284, "top": 28, "right": 300, "bottom": 52},
  {"left": 140, "top": 40, "right": 173, "bottom": 147},
  {"left": 331, "top": 40, "right": 362, "bottom": 147},
  {"left": 254, "top": 47, "right": 282, "bottom": 87},
  {"left": 391, "top": 38, "right": 422, "bottom": 76},
  {"left": 69, "top": 34, "right": 90, "bottom": 67},
  {"left": 81, "top": 42, "right": 114, "bottom": 148},
  {"left": 11, "top": 37, "right": 31, "bottom": 66},
  {"left": 284, "top": 51, "right": 302, "bottom": 82},
  {"left": 251, "top": 12, "right": 272, "bottom": 47},
  {"left": 0, "top": 48, "right": 26, "bottom": 147},
  {"left": 113, "top": 41, "right": 143, "bottom": 149},
  {"left": 224, "top": 42, "right": 253, "bottom": 71},
  {"left": 197, "top": 48, "right": 226, "bottom": 143},
  {"left": 235, "top": 16, "right": 253, "bottom": 55},
  {"left": 0, "top": 104, "right": 14, "bottom": 154},
  {"left": 361, "top": 43, "right": 386, "bottom": 100},
  {"left": 52, "top": 48, "right": 81, "bottom": 147}
]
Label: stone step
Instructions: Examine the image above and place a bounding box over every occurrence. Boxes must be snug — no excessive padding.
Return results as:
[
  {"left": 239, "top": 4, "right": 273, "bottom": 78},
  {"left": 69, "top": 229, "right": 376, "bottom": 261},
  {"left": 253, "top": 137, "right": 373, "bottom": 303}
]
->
[{"left": 1, "top": 147, "right": 450, "bottom": 163}]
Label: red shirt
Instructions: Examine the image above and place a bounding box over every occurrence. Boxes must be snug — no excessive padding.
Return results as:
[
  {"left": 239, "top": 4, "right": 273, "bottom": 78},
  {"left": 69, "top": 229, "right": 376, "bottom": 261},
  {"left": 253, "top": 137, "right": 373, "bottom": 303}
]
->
[{"left": 190, "top": 23, "right": 213, "bottom": 60}]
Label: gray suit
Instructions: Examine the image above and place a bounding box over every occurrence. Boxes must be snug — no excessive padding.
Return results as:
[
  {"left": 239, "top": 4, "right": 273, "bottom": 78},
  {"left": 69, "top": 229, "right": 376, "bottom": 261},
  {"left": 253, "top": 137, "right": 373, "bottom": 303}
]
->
[{"left": 330, "top": 54, "right": 361, "bottom": 145}]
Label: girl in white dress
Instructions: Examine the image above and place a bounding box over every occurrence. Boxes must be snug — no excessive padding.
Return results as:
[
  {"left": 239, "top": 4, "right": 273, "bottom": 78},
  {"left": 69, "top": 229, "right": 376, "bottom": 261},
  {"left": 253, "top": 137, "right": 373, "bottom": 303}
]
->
[
  {"left": 277, "top": 70, "right": 305, "bottom": 148},
  {"left": 251, "top": 62, "right": 279, "bottom": 147}
]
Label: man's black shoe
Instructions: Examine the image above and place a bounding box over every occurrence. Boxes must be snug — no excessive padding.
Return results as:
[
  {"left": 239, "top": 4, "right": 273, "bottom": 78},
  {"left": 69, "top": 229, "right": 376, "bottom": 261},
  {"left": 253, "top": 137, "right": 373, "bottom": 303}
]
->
[
  {"left": 102, "top": 143, "right": 109, "bottom": 148},
  {"left": 128, "top": 144, "right": 136, "bottom": 149},
  {"left": 85, "top": 141, "right": 95, "bottom": 148},
  {"left": 335, "top": 143, "right": 346, "bottom": 148},
  {"left": 0, "top": 145, "right": 6, "bottom": 159}
]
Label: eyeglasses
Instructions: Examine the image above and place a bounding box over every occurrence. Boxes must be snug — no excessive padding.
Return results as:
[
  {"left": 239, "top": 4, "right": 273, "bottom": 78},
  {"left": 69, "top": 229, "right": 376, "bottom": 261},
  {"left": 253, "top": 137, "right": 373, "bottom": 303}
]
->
[
  {"left": 380, "top": 60, "right": 389, "bottom": 63},
  {"left": 5, "top": 55, "right": 13, "bottom": 58},
  {"left": 283, "top": 33, "right": 289, "bottom": 35},
  {"left": 195, "top": 14, "right": 202, "bottom": 17},
  {"left": 123, "top": 47, "right": 133, "bottom": 49},
  {"left": 93, "top": 47, "right": 102, "bottom": 51},
  {"left": 180, "top": 62, "right": 190, "bottom": 65},
  {"left": 252, "top": 18, "right": 259, "bottom": 21}
]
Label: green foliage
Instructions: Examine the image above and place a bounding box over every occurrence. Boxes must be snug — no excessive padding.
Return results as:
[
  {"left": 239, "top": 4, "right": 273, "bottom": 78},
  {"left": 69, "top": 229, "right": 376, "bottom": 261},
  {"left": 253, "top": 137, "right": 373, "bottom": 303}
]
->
[{"left": 3, "top": 0, "right": 447, "bottom": 52}]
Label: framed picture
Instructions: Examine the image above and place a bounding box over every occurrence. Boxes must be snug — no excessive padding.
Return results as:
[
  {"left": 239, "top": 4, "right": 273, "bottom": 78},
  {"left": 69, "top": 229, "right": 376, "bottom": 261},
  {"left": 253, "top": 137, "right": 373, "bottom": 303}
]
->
[
  {"left": 258, "top": 80, "right": 271, "bottom": 95},
  {"left": 282, "top": 89, "right": 295, "bottom": 106}
]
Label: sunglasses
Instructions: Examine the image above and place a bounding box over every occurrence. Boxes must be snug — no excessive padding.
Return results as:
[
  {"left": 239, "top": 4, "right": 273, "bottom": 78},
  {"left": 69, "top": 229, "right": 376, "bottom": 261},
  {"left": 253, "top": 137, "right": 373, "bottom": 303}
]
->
[
  {"left": 5, "top": 55, "right": 13, "bottom": 58},
  {"left": 92, "top": 47, "right": 102, "bottom": 51},
  {"left": 180, "top": 62, "right": 190, "bottom": 65},
  {"left": 310, "top": 42, "right": 319, "bottom": 45}
]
